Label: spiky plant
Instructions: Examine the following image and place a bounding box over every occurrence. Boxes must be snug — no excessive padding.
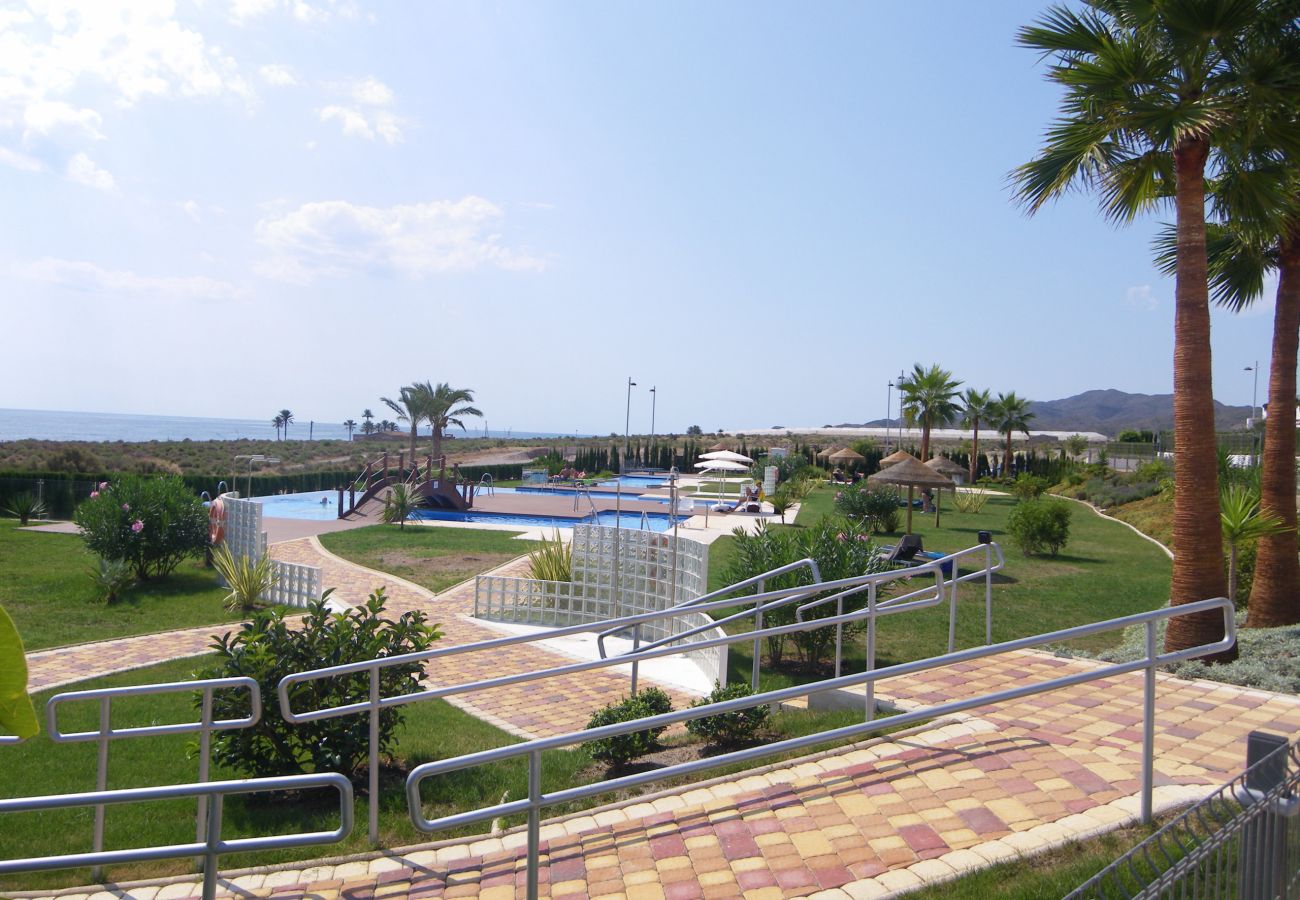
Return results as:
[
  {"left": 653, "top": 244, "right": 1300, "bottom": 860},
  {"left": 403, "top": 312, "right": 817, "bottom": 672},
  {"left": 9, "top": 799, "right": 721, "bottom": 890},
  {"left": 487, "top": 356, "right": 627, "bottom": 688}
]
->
[
  {"left": 1221, "top": 484, "right": 1294, "bottom": 606},
  {"left": 2, "top": 493, "right": 46, "bottom": 526},
  {"left": 211, "top": 544, "right": 278, "bottom": 613},
  {"left": 527, "top": 530, "right": 572, "bottom": 582},
  {"left": 382, "top": 483, "right": 423, "bottom": 529}
]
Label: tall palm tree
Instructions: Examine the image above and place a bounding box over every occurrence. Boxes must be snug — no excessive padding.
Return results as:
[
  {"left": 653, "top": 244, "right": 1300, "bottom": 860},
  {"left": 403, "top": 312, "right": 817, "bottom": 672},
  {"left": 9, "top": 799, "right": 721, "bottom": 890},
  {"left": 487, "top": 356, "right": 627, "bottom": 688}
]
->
[
  {"left": 271, "top": 414, "right": 283, "bottom": 441},
  {"left": 960, "top": 388, "right": 994, "bottom": 484},
  {"left": 361, "top": 419, "right": 375, "bottom": 435},
  {"left": 990, "top": 393, "right": 1034, "bottom": 478},
  {"left": 278, "top": 409, "right": 293, "bottom": 441},
  {"left": 362, "top": 408, "right": 374, "bottom": 432},
  {"left": 381, "top": 383, "right": 433, "bottom": 459},
  {"left": 1012, "top": 1, "right": 1286, "bottom": 657},
  {"left": 897, "top": 364, "right": 962, "bottom": 462},
  {"left": 343, "top": 419, "right": 357, "bottom": 440},
  {"left": 427, "top": 382, "right": 483, "bottom": 462}
]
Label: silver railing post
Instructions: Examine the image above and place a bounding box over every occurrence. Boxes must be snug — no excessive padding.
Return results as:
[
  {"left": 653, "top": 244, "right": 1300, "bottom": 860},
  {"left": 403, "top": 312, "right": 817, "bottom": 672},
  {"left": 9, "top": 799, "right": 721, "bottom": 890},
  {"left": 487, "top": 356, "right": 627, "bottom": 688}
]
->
[
  {"left": 984, "top": 541, "right": 993, "bottom": 645},
  {"left": 1141, "top": 620, "right": 1156, "bottom": 824},
  {"left": 866, "top": 583, "right": 877, "bottom": 723},
  {"left": 195, "top": 686, "right": 214, "bottom": 872},
  {"left": 947, "top": 561, "right": 958, "bottom": 653},
  {"left": 92, "top": 696, "right": 109, "bottom": 881},
  {"left": 752, "top": 578, "right": 765, "bottom": 692},
  {"left": 835, "top": 595, "right": 844, "bottom": 678},
  {"left": 201, "top": 790, "right": 223, "bottom": 900},
  {"left": 527, "top": 749, "right": 542, "bottom": 900},
  {"left": 630, "top": 624, "right": 641, "bottom": 695},
  {"left": 368, "top": 666, "right": 380, "bottom": 844}
]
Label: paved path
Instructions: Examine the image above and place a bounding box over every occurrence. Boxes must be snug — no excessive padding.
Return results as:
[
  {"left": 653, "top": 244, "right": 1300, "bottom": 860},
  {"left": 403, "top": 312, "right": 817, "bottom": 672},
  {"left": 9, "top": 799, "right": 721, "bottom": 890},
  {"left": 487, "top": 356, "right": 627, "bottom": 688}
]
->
[{"left": 18, "top": 540, "right": 1300, "bottom": 899}]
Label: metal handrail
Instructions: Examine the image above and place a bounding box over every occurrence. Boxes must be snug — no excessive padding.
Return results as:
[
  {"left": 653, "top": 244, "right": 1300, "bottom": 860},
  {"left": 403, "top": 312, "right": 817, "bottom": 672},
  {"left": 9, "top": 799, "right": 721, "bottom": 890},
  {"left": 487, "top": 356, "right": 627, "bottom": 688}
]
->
[
  {"left": 44, "top": 676, "right": 261, "bottom": 879},
  {"left": 406, "top": 598, "right": 1237, "bottom": 900},
  {"left": 0, "top": 773, "right": 353, "bottom": 900}
]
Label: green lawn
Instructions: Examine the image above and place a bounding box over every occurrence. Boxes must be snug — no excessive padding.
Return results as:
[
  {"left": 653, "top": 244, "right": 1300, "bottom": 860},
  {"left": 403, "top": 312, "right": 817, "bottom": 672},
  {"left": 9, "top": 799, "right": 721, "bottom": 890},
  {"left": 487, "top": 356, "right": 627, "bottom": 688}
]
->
[
  {"left": 708, "top": 485, "right": 1173, "bottom": 691},
  {"left": 0, "top": 657, "right": 908, "bottom": 890},
  {"left": 0, "top": 520, "right": 244, "bottom": 651},
  {"left": 319, "top": 525, "right": 534, "bottom": 594}
]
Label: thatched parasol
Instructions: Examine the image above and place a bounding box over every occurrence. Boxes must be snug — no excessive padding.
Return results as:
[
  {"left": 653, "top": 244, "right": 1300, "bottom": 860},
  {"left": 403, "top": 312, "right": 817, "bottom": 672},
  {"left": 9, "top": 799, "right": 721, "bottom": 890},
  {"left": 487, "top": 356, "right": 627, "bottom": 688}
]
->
[
  {"left": 926, "top": 457, "right": 967, "bottom": 480},
  {"left": 867, "top": 453, "right": 955, "bottom": 533},
  {"left": 816, "top": 446, "right": 839, "bottom": 460},
  {"left": 827, "top": 448, "right": 866, "bottom": 465},
  {"left": 878, "top": 450, "right": 913, "bottom": 469}
]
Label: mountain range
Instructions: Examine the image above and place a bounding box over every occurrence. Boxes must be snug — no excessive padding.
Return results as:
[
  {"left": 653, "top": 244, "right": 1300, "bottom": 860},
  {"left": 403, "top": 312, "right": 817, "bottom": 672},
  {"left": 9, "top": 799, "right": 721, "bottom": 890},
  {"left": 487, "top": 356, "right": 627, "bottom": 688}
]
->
[{"left": 854, "top": 389, "right": 1253, "bottom": 437}]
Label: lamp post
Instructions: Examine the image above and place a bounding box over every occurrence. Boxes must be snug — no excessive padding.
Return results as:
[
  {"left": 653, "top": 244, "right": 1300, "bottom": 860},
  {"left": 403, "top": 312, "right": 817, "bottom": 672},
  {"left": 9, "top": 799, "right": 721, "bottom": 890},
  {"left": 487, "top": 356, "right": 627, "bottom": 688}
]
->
[
  {"left": 886, "top": 379, "right": 894, "bottom": 453},
  {"left": 895, "top": 368, "right": 905, "bottom": 451},
  {"left": 1246, "top": 361, "right": 1260, "bottom": 465},
  {"left": 649, "top": 386, "right": 656, "bottom": 468},
  {"left": 623, "top": 377, "right": 636, "bottom": 466}
]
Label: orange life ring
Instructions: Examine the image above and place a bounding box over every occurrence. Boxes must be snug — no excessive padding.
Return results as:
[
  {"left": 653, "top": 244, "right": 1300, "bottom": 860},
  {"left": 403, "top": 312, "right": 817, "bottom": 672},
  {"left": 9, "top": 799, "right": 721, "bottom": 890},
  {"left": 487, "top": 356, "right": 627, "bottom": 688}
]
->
[{"left": 209, "top": 497, "right": 226, "bottom": 545}]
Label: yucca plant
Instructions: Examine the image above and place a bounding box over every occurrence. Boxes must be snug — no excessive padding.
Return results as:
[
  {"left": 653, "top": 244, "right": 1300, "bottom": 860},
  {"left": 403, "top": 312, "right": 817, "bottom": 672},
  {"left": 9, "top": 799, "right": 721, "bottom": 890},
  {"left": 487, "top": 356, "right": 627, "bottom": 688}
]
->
[
  {"left": 1221, "top": 484, "right": 1294, "bottom": 606},
  {"left": 382, "top": 483, "right": 423, "bottom": 529},
  {"left": 527, "top": 530, "right": 572, "bottom": 582},
  {"left": 2, "top": 493, "right": 46, "bottom": 526},
  {"left": 769, "top": 487, "right": 795, "bottom": 524},
  {"left": 952, "top": 490, "right": 989, "bottom": 515},
  {"left": 89, "top": 558, "right": 135, "bottom": 604},
  {"left": 211, "top": 544, "right": 278, "bottom": 613}
]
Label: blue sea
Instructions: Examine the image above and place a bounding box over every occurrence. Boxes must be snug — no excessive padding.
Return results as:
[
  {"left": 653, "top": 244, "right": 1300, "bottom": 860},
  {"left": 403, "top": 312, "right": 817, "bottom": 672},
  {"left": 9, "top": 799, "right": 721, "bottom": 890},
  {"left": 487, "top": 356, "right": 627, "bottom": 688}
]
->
[{"left": 0, "top": 408, "right": 583, "bottom": 443}]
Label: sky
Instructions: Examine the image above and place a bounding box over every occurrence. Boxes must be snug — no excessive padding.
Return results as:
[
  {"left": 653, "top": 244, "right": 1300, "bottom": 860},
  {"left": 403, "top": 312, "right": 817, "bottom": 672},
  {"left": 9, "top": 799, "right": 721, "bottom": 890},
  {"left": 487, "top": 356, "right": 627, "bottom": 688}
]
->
[{"left": 0, "top": 0, "right": 1282, "bottom": 437}]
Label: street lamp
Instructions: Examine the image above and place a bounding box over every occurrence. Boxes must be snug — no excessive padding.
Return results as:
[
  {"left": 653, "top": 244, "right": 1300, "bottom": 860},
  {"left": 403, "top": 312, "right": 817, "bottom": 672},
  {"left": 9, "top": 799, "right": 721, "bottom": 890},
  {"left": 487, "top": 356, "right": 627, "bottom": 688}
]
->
[
  {"left": 895, "top": 368, "right": 905, "bottom": 451},
  {"left": 649, "top": 386, "right": 657, "bottom": 469},
  {"left": 624, "top": 377, "right": 636, "bottom": 466},
  {"left": 1246, "top": 361, "right": 1260, "bottom": 465},
  {"left": 886, "top": 379, "right": 894, "bottom": 453}
]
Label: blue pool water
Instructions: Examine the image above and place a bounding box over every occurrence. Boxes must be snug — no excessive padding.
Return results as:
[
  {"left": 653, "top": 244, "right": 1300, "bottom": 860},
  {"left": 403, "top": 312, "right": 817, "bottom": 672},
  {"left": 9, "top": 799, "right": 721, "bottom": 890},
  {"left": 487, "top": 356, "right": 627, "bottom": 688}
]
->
[
  {"left": 598, "top": 475, "right": 669, "bottom": 488},
  {"left": 253, "top": 490, "right": 341, "bottom": 521},
  {"left": 411, "top": 509, "right": 684, "bottom": 531}
]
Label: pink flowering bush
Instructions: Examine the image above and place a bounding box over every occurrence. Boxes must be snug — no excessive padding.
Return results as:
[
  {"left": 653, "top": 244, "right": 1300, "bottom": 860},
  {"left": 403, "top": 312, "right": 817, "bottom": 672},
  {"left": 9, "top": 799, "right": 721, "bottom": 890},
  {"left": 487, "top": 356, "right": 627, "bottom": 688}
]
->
[{"left": 74, "top": 475, "right": 208, "bottom": 580}]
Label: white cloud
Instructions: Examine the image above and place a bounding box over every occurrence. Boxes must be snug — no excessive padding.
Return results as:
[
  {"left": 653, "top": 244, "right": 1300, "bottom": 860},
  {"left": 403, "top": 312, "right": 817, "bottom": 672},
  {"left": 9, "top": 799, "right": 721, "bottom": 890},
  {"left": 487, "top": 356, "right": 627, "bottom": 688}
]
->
[
  {"left": 258, "top": 64, "right": 299, "bottom": 87},
  {"left": 11, "top": 257, "right": 244, "bottom": 301},
  {"left": 182, "top": 200, "right": 202, "bottom": 222},
  {"left": 0, "top": 146, "right": 44, "bottom": 173},
  {"left": 229, "top": 0, "right": 361, "bottom": 24},
  {"left": 66, "top": 153, "right": 116, "bottom": 192},
  {"left": 255, "top": 196, "right": 546, "bottom": 282},
  {"left": 1126, "top": 285, "right": 1159, "bottom": 311},
  {"left": 319, "top": 76, "right": 405, "bottom": 143},
  {"left": 22, "top": 100, "right": 104, "bottom": 140}
]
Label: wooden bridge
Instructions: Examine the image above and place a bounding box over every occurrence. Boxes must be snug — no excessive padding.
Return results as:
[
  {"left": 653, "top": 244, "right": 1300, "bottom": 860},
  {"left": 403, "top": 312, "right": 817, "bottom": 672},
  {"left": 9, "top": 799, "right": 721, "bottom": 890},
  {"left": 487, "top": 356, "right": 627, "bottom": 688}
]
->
[{"left": 337, "top": 451, "right": 474, "bottom": 519}]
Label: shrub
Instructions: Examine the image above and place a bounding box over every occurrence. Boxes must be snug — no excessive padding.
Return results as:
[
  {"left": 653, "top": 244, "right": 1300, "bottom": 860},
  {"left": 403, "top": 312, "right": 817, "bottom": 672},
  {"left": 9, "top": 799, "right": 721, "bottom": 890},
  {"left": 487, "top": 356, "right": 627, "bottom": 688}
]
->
[
  {"left": 951, "top": 490, "right": 989, "bottom": 514},
  {"left": 1, "top": 492, "right": 46, "bottom": 526},
  {"left": 211, "top": 544, "right": 278, "bottom": 612},
  {"left": 199, "top": 588, "right": 440, "bottom": 779},
  {"left": 686, "top": 682, "right": 769, "bottom": 747},
  {"left": 1007, "top": 499, "right": 1072, "bottom": 556},
  {"left": 89, "top": 558, "right": 135, "bottom": 604},
  {"left": 1011, "top": 474, "right": 1048, "bottom": 501},
  {"left": 527, "top": 530, "right": 572, "bottom": 582},
  {"left": 834, "top": 487, "right": 902, "bottom": 533},
  {"left": 74, "top": 475, "right": 208, "bottom": 580},
  {"left": 381, "top": 483, "right": 422, "bottom": 529},
  {"left": 582, "top": 688, "right": 673, "bottom": 768},
  {"left": 769, "top": 486, "right": 795, "bottom": 524}
]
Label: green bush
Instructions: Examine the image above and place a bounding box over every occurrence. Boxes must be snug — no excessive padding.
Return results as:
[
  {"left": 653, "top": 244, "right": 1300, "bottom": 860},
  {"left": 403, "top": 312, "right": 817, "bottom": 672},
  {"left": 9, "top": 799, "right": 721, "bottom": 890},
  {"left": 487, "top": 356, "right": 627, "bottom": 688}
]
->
[
  {"left": 73, "top": 475, "right": 208, "bottom": 580},
  {"left": 1, "top": 492, "right": 46, "bottom": 526},
  {"left": 199, "top": 588, "right": 440, "bottom": 779},
  {"left": 582, "top": 687, "right": 673, "bottom": 768},
  {"left": 1006, "top": 498, "right": 1072, "bottom": 556},
  {"left": 834, "top": 487, "right": 903, "bottom": 532},
  {"left": 1011, "top": 474, "right": 1049, "bottom": 501},
  {"left": 686, "top": 682, "right": 769, "bottom": 747}
]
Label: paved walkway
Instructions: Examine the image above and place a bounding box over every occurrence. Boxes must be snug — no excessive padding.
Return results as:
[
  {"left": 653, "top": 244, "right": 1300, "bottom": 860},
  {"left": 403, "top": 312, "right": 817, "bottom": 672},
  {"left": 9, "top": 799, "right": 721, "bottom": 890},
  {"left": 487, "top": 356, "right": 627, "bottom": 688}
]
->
[{"left": 17, "top": 539, "right": 1300, "bottom": 899}]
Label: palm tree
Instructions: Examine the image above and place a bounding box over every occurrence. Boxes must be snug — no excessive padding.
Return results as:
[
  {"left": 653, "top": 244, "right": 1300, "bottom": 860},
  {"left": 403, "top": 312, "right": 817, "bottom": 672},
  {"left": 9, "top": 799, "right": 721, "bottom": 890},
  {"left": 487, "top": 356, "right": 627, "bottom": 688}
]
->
[
  {"left": 1012, "top": 2, "right": 1286, "bottom": 657},
  {"left": 271, "top": 414, "right": 283, "bottom": 441},
  {"left": 897, "top": 364, "right": 962, "bottom": 462},
  {"left": 362, "top": 408, "right": 374, "bottom": 432},
  {"left": 382, "top": 483, "right": 423, "bottom": 530},
  {"left": 990, "top": 393, "right": 1034, "bottom": 479},
  {"left": 1220, "top": 483, "right": 1293, "bottom": 606},
  {"left": 343, "top": 419, "right": 357, "bottom": 440},
  {"left": 381, "top": 383, "right": 433, "bottom": 459},
  {"left": 960, "top": 388, "right": 994, "bottom": 484},
  {"left": 427, "top": 382, "right": 483, "bottom": 462},
  {"left": 278, "top": 409, "right": 293, "bottom": 441},
  {"left": 361, "top": 419, "right": 375, "bottom": 436}
]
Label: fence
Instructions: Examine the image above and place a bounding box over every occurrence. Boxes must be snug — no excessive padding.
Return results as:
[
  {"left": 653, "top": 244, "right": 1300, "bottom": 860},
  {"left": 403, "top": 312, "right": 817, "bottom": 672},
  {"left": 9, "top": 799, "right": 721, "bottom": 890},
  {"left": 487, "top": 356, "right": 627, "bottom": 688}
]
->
[
  {"left": 1066, "top": 732, "right": 1300, "bottom": 899},
  {"left": 218, "top": 494, "right": 322, "bottom": 608},
  {"left": 473, "top": 525, "right": 719, "bottom": 682}
]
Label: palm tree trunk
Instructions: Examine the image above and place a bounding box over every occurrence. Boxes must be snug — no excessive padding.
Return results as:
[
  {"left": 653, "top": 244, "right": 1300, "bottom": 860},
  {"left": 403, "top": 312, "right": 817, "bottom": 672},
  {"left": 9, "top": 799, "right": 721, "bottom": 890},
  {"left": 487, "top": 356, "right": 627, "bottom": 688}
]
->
[
  {"left": 1164, "top": 137, "right": 1233, "bottom": 660},
  {"left": 1247, "top": 229, "right": 1300, "bottom": 628},
  {"left": 1004, "top": 431, "right": 1013, "bottom": 479},
  {"left": 920, "top": 417, "right": 931, "bottom": 462},
  {"left": 969, "top": 419, "right": 980, "bottom": 484},
  {"left": 1229, "top": 544, "right": 1238, "bottom": 606},
  {"left": 432, "top": 425, "right": 443, "bottom": 465},
  {"left": 408, "top": 422, "right": 418, "bottom": 462}
]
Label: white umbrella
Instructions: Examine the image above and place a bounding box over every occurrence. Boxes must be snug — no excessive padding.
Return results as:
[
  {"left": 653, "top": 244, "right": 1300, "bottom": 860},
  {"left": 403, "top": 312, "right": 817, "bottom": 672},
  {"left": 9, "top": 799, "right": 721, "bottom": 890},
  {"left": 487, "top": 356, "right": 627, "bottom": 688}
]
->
[
  {"left": 700, "top": 450, "right": 754, "bottom": 465},
  {"left": 693, "top": 459, "right": 749, "bottom": 471}
]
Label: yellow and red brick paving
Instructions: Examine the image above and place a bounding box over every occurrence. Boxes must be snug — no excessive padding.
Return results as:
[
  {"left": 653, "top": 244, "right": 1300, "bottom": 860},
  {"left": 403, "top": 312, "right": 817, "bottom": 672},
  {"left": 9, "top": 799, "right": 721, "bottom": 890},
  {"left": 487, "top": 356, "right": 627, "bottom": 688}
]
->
[{"left": 17, "top": 536, "right": 1300, "bottom": 899}]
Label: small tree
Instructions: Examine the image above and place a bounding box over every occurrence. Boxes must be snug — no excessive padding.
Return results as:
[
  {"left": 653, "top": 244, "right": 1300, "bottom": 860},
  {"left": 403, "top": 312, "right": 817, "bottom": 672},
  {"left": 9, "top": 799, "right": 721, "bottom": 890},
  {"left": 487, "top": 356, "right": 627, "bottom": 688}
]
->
[
  {"left": 382, "top": 483, "right": 423, "bottom": 529},
  {"left": 1007, "top": 498, "right": 1071, "bottom": 556},
  {"left": 74, "top": 476, "right": 208, "bottom": 580},
  {"left": 1221, "top": 484, "right": 1293, "bottom": 606},
  {"left": 200, "top": 589, "right": 440, "bottom": 779}
]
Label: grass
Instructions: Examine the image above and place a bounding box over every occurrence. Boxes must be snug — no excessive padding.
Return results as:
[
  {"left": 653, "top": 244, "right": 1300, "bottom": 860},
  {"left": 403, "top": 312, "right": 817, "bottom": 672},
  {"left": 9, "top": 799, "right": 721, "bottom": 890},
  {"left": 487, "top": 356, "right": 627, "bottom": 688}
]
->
[
  {"left": 1106, "top": 490, "right": 1174, "bottom": 548},
  {"left": 906, "top": 817, "right": 1165, "bottom": 899},
  {"left": 707, "top": 484, "right": 1173, "bottom": 691},
  {"left": 1, "top": 657, "right": 910, "bottom": 890},
  {"left": 0, "top": 519, "right": 246, "bottom": 651},
  {"left": 319, "top": 525, "right": 534, "bottom": 594}
]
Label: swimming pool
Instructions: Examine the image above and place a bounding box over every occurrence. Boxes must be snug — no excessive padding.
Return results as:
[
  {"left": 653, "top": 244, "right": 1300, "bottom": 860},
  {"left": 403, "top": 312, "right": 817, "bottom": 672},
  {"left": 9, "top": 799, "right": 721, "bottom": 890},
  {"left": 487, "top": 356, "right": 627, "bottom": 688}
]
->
[
  {"left": 411, "top": 508, "right": 685, "bottom": 531},
  {"left": 252, "top": 490, "right": 341, "bottom": 521}
]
